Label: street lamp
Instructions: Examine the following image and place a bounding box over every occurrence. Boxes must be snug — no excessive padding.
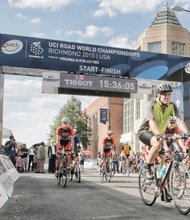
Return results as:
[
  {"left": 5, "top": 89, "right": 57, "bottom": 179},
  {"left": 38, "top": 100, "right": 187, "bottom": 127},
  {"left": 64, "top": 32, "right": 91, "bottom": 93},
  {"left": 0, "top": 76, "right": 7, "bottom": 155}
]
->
[{"left": 171, "top": 5, "right": 190, "bottom": 13}]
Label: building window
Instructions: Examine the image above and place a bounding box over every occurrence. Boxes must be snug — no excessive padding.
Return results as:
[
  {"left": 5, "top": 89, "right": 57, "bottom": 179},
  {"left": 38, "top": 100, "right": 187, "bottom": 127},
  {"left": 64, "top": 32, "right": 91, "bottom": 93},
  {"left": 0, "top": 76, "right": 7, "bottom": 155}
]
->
[
  {"left": 171, "top": 42, "right": 185, "bottom": 56},
  {"left": 148, "top": 42, "right": 161, "bottom": 53},
  {"left": 123, "top": 99, "right": 134, "bottom": 133},
  {"left": 136, "top": 99, "right": 140, "bottom": 120}
]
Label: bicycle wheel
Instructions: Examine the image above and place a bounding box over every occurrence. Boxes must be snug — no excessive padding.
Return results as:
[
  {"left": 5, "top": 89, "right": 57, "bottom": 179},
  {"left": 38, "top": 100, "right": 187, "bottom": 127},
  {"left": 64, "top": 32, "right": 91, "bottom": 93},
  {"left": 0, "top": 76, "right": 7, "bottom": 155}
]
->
[
  {"left": 57, "top": 171, "right": 61, "bottom": 185},
  {"left": 75, "top": 163, "right": 81, "bottom": 183},
  {"left": 67, "top": 167, "right": 73, "bottom": 181},
  {"left": 61, "top": 169, "right": 67, "bottom": 187},
  {"left": 99, "top": 169, "right": 105, "bottom": 182},
  {"left": 170, "top": 163, "right": 190, "bottom": 215},
  {"left": 126, "top": 162, "right": 131, "bottom": 177},
  {"left": 122, "top": 161, "right": 126, "bottom": 175},
  {"left": 138, "top": 164, "right": 157, "bottom": 206},
  {"left": 106, "top": 164, "right": 112, "bottom": 182},
  {"left": 99, "top": 168, "right": 105, "bottom": 182},
  {"left": 111, "top": 166, "right": 116, "bottom": 177}
]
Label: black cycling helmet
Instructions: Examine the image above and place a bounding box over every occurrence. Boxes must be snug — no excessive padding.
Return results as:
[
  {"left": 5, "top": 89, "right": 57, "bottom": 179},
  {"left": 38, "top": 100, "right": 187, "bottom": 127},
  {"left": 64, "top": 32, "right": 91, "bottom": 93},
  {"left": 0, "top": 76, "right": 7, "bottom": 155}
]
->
[
  {"left": 156, "top": 83, "right": 173, "bottom": 93},
  {"left": 168, "top": 116, "right": 176, "bottom": 124}
]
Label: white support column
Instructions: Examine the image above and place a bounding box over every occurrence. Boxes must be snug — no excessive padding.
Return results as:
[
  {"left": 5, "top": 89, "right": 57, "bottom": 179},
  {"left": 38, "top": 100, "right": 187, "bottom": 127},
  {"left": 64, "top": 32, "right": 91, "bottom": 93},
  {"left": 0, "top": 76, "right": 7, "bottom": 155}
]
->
[{"left": 0, "top": 71, "right": 4, "bottom": 149}]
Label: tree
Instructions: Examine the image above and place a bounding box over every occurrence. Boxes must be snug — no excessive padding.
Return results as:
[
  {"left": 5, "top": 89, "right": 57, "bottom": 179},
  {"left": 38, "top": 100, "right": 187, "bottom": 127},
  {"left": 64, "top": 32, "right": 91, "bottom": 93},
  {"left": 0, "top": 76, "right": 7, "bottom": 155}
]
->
[{"left": 48, "top": 96, "right": 92, "bottom": 149}]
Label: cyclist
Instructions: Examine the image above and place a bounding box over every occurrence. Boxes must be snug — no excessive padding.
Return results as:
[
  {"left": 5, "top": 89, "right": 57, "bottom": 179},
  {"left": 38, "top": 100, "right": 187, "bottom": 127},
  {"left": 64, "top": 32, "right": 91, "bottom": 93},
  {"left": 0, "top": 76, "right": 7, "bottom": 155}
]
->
[
  {"left": 73, "top": 129, "right": 81, "bottom": 155},
  {"left": 120, "top": 142, "right": 131, "bottom": 175},
  {"left": 122, "top": 141, "right": 131, "bottom": 159},
  {"left": 99, "top": 130, "right": 114, "bottom": 170},
  {"left": 138, "top": 83, "right": 189, "bottom": 201},
  {"left": 163, "top": 116, "right": 186, "bottom": 161},
  {"left": 55, "top": 117, "right": 75, "bottom": 177}
]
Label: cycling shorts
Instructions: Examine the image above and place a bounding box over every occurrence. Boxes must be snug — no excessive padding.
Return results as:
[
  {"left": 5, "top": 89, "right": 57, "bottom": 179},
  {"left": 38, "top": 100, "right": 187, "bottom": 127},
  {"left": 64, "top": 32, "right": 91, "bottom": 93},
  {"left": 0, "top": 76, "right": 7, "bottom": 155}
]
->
[
  {"left": 138, "top": 130, "right": 154, "bottom": 147},
  {"left": 58, "top": 139, "right": 71, "bottom": 151},
  {"left": 102, "top": 151, "right": 112, "bottom": 157}
]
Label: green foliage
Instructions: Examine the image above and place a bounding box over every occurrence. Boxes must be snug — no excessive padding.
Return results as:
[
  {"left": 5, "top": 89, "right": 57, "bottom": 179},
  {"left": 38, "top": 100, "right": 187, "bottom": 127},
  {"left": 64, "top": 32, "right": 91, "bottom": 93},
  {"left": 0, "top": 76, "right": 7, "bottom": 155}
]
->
[{"left": 48, "top": 96, "right": 92, "bottom": 149}]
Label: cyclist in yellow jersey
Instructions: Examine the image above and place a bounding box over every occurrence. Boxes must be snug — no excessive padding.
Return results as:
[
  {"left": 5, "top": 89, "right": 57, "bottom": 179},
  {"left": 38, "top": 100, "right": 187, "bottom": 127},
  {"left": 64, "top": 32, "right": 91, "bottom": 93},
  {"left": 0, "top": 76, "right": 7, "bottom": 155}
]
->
[
  {"left": 138, "top": 83, "right": 189, "bottom": 175},
  {"left": 138, "top": 83, "right": 189, "bottom": 201}
]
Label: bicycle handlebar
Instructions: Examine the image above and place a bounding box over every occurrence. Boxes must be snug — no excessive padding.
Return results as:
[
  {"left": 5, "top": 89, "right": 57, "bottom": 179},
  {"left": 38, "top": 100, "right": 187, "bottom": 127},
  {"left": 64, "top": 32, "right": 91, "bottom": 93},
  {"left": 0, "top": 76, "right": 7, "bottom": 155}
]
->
[{"left": 157, "top": 134, "right": 190, "bottom": 142}]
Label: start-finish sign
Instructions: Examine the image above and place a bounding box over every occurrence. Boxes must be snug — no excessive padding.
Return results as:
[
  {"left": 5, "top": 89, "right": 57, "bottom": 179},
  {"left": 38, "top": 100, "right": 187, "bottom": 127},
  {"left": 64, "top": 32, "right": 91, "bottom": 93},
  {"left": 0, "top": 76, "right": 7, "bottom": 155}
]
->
[{"left": 1, "top": 33, "right": 190, "bottom": 82}]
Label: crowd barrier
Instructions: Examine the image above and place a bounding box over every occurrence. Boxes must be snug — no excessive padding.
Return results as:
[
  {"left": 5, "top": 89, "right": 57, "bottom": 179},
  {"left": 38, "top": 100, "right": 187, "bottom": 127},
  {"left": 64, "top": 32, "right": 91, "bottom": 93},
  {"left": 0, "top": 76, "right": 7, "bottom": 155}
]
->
[{"left": 0, "top": 155, "right": 19, "bottom": 208}]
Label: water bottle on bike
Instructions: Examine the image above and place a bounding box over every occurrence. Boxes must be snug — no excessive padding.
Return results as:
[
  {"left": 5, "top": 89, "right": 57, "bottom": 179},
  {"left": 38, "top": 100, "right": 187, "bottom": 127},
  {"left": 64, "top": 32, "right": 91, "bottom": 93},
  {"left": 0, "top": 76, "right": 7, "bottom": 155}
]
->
[{"left": 159, "top": 163, "right": 168, "bottom": 179}]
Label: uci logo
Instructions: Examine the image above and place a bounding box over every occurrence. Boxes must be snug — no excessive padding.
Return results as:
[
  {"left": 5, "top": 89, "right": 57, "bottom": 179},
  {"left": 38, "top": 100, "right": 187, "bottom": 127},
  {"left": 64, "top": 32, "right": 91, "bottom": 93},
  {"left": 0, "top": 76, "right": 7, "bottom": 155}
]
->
[{"left": 2, "top": 40, "right": 23, "bottom": 54}]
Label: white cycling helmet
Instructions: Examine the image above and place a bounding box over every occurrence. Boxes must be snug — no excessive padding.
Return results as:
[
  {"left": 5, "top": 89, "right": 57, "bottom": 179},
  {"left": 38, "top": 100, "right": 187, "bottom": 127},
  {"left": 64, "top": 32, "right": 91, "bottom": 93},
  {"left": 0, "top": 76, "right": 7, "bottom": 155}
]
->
[
  {"left": 61, "top": 117, "right": 70, "bottom": 124},
  {"left": 107, "top": 130, "right": 113, "bottom": 136},
  {"left": 156, "top": 83, "right": 173, "bottom": 93},
  {"left": 168, "top": 116, "right": 176, "bottom": 124}
]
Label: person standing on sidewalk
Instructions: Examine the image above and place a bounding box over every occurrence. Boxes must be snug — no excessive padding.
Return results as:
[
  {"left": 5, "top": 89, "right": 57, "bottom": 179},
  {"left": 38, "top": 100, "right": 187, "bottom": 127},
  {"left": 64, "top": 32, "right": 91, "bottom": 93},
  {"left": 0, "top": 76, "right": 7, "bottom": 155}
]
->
[
  {"left": 36, "top": 142, "right": 46, "bottom": 173},
  {"left": 48, "top": 139, "right": 56, "bottom": 174},
  {"left": 21, "top": 144, "right": 29, "bottom": 172},
  {"left": 28, "top": 145, "right": 35, "bottom": 171}
]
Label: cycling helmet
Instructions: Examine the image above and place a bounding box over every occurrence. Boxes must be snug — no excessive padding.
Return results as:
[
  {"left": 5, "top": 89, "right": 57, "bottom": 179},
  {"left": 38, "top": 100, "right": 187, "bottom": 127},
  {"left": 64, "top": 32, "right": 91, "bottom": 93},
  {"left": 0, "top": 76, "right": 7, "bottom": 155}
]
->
[
  {"left": 107, "top": 130, "right": 113, "bottom": 136},
  {"left": 61, "top": 117, "right": 70, "bottom": 124},
  {"left": 156, "top": 83, "right": 173, "bottom": 93},
  {"left": 168, "top": 116, "right": 176, "bottom": 124}
]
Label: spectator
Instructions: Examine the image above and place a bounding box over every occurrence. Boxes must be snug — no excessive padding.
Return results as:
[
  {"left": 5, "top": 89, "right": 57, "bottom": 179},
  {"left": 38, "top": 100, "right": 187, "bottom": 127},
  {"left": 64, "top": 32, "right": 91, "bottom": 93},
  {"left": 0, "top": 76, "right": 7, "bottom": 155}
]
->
[
  {"left": 28, "top": 145, "right": 35, "bottom": 171},
  {"left": 33, "top": 144, "right": 38, "bottom": 172},
  {"left": 15, "top": 146, "right": 22, "bottom": 172},
  {"left": 4, "top": 135, "right": 17, "bottom": 166},
  {"left": 48, "top": 139, "right": 56, "bottom": 174},
  {"left": 21, "top": 144, "right": 29, "bottom": 172},
  {"left": 36, "top": 142, "right": 46, "bottom": 173}
]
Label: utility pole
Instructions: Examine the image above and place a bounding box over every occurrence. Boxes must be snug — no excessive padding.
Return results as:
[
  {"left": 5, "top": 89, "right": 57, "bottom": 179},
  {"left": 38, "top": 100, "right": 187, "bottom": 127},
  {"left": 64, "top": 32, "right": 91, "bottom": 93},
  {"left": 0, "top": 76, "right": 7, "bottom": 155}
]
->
[
  {"left": 0, "top": 72, "right": 4, "bottom": 149},
  {"left": 108, "top": 97, "right": 111, "bottom": 130}
]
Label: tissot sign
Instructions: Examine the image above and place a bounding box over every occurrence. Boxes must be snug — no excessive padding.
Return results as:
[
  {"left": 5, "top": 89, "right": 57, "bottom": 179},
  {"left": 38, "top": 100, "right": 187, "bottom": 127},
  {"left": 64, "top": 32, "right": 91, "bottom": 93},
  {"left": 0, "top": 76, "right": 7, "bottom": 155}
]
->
[
  {"left": 42, "top": 72, "right": 137, "bottom": 97},
  {"left": 1, "top": 33, "right": 190, "bottom": 82}
]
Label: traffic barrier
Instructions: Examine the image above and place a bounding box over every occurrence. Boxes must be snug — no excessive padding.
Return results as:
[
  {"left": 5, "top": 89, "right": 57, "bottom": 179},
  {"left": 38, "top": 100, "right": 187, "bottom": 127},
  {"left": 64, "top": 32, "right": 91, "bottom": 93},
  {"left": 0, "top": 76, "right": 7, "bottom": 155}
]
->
[
  {"left": 0, "top": 155, "right": 19, "bottom": 208},
  {"left": 0, "top": 183, "right": 8, "bottom": 208}
]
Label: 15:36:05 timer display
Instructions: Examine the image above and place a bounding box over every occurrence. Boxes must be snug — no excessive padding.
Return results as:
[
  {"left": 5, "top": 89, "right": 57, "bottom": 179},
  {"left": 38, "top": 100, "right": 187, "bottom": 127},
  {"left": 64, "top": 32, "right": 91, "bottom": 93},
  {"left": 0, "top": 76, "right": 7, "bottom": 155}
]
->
[{"left": 99, "top": 79, "right": 136, "bottom": 92}]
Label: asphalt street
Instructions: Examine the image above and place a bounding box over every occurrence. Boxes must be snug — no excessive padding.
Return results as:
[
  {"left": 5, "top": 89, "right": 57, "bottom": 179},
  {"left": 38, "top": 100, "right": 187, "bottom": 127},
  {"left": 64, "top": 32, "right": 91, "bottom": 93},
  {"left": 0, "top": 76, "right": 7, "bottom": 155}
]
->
[{"left": 0, "top": 169, "right": 189, "bottom": 220}]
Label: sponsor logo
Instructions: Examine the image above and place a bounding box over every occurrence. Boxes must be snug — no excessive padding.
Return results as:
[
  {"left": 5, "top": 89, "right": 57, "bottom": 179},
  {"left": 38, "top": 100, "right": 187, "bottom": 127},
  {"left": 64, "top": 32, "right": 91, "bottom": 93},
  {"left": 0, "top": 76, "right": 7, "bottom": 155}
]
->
[
  {"left": 42, "top": 73, "right": 60, "bottom": 87},
  {"left": 2, "top": 40, "right": 23, "bottom": 54},
  {"left": 185, "top": 63, "right": 190, "bottom": 74},
  {"left": 30, "top": 42, "right": 43, "bottom": 56}
]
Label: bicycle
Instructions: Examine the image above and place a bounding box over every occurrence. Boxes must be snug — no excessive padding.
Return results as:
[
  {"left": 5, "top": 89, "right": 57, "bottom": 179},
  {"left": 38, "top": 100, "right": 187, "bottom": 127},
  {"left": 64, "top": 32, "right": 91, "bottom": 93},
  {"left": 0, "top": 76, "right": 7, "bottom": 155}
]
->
[
  {"left": 70, "top": 154, "right": 81, "bottom": 183},
  {"left": 99, "top": 155, "right": 112, "bottom": 182},
  {"left": 121, "top": 155, "right": 131, "bottom": 176},
  {"left": 138, "top": 135, "right": 190, "bottom": 215},
  {"left": 57, "top": 153, "right": 68, "bottom": 188},
  {"left": 56, "top": 152, "right": 74, "bottom": 187}
]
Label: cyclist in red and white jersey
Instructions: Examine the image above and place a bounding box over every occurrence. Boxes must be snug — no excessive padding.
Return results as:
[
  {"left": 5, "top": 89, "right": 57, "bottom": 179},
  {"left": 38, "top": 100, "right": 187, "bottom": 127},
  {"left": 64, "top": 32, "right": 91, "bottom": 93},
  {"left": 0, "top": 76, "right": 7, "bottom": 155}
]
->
[
  {"left": 55, "top": 117, "right": 75, "bottom": 176},
  {"left": 100, "top": 130, "right": 114, "bottom": 169}
]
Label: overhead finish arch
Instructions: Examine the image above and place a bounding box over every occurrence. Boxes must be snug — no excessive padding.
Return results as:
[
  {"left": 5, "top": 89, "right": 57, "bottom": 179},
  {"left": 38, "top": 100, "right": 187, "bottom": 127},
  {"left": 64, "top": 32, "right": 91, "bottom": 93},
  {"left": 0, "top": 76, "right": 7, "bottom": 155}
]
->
[{"left": 0, "top": 33, "right": 190, "bottom": 146}]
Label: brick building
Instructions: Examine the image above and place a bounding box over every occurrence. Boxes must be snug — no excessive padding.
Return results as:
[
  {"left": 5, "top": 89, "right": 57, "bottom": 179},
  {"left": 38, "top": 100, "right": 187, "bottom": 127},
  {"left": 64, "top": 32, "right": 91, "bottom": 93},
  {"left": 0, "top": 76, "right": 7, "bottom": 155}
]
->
[{"left": 85, "top": 97, "right": 123, "bottom": 158}]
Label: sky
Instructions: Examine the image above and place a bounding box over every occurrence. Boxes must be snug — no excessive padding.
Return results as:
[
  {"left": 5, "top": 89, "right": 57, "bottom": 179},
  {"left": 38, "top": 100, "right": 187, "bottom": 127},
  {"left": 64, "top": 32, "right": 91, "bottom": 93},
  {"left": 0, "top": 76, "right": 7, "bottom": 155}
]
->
[{"left": 1, "top": 0, "right": 190, "bottom": 147}]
